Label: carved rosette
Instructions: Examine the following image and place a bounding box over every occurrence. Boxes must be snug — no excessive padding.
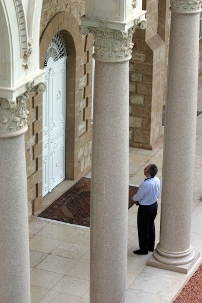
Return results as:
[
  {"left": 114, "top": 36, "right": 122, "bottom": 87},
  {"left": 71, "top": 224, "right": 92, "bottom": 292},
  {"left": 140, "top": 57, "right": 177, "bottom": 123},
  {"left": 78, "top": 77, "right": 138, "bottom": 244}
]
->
[
  {"left": 0, "top": 82, "right": 46, "bottom": 137},
  {"left": 171, "top": 0, "right": 202, "bottom": 13}
]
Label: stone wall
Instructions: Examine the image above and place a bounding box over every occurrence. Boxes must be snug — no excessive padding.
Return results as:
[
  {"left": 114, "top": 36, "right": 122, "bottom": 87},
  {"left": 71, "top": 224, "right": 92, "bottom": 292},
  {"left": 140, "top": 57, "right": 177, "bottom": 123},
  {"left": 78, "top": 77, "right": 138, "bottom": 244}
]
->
[
  {"left": 129, "top": 0, "right": 170, "bottom": 149},
  {"left": 25, "top": 93, "right": 43, "bottom": 216},
  {"left": 40, "top": 0, "right": 85, "bottom": 35}
]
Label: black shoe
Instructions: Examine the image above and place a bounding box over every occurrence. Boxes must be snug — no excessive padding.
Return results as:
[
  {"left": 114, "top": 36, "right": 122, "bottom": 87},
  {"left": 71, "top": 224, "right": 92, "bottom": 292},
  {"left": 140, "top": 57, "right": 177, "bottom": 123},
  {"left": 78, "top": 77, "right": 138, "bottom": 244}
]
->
[
  {"left": 133, "top": 249, "right": 148, "bottom": 255},
  {"left": 149, "top": 248, "right": 154, "bottom": 252}
]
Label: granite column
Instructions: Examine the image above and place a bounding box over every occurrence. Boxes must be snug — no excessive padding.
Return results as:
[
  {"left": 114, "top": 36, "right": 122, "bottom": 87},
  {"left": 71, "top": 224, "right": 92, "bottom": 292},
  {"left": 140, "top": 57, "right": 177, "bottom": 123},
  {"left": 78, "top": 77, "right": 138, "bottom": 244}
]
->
[
  {"left": 0, "top": 83, "right": 45, "bottom": 302},
  {"left": 91, "top": 58, "right": 129, "bottom": 303},
  {"left": 0, "top": 94, "right": 31, "bottom": 302},
  {"left": 148, "top": 0, "right": 201, "bottom": 273},
  {"left": 81, "top": 17, "right": 146, "bottom": 302}
]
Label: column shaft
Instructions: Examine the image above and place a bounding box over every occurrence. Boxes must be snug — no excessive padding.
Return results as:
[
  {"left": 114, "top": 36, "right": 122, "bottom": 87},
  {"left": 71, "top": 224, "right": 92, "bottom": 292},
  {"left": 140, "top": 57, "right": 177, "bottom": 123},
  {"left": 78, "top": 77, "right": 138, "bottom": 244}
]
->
[
  {"left": 153, "top": 12, "right": 200, "bottom": 267},
  {"left": 90, "top": 60, "right": 129, "bottom": 303},
  {"left": 0, "top": 135, "right": 31, "bottom": 302}
]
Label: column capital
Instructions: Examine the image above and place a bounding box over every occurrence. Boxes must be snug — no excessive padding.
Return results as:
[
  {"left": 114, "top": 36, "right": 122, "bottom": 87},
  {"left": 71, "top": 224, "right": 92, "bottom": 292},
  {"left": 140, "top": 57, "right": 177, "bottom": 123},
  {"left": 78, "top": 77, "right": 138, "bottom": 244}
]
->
[
  {"left": 0, "top": 82, "right": 46, "bottom": 138},
  {"left": 170, "top": 0, "right": 202, "bottom": 14},
  {"left": 80, "top": 0, "right": 146, "bottom": 63},
  {"left": 26, "top": 80, "right": 46, "bottom": 95},
  {"left": 80, "top": 18, "right": 147, "bottom": 62}
]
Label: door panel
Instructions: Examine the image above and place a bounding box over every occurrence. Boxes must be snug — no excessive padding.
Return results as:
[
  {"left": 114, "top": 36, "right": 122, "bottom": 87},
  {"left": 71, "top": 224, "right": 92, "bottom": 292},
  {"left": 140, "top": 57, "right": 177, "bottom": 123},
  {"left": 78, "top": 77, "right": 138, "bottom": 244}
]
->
[{"left": 43, "top": 57, "right": 66, "bottom": 197}]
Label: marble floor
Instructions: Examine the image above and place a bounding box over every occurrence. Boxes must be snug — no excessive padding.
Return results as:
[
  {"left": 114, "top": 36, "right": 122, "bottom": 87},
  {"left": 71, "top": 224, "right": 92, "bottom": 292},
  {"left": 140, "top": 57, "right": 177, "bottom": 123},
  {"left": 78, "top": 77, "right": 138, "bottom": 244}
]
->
[{"left": 29, "top": 79, "right": 202, "bottom": 303}]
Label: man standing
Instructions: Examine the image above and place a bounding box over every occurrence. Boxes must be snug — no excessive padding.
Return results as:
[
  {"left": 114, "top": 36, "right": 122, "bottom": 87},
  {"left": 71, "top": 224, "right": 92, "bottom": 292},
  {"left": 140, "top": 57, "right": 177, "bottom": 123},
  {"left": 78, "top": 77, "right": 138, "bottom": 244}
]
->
[{"left": 132, "top": 164, "right": 160, "bottom": 255}]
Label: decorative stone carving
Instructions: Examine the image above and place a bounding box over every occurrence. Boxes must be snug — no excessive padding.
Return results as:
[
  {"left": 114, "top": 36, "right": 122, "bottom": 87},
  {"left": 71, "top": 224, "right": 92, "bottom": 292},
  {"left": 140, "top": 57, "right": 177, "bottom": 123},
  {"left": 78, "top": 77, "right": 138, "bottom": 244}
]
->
[
  {"left": 134, "top": 18, "right": 147, "bottom": 30},
  {"left": 22, "top": 42, "right": 32, "bottom": 69},
  {"left": 80, "top": 26, "right": 90, "bottom": 36},
  {"left": 132, "top": 0, "right": 137, "bottom": 8},
  {"left": 80, "top": 19, "right": 146, "bottom": 62},
  {"left": 27, "top": 80, "right": 35, "bottom": 92},
  {"left": 171, "top": 0, "right": 202, "bottom": 13},
  {"left": 36, "top": 82, "right": 47, "bottom": 94},
  {"left": 27, "top": 81, "right": 46, "bottom": 95},
  {"left": 0, "top": 82, "right": 46, "bottom": 137},
  {"left": 14, "top": 0, "right": 34, "bottom": 69},
  {"left": 0, "top": 94, "right": 29, "bottom": 137},
  {"left": 80, "top": 24, "right": 135, "bottom": 62},
  {"left": 14, "top": 0, "right": 28, "bottom": 57}
]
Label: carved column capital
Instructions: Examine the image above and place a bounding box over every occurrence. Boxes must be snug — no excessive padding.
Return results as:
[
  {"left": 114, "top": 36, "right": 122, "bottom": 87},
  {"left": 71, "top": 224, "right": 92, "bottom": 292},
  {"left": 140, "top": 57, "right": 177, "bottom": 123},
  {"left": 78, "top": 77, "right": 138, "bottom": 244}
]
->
[
  {"left": 0, "top": 94, "right": 29, "bottom": 137},
  {"left": 80, "top": 18, "right": 147, "bottom": 62},
  {"left": 26, "top": 81, "right": 46, "bottom": 94},
  {"left": 170, "top": 0, "right": 202, "bottom": 13},
  {"left": 0, "top": 82, "right": 46, "bottom": 138}
]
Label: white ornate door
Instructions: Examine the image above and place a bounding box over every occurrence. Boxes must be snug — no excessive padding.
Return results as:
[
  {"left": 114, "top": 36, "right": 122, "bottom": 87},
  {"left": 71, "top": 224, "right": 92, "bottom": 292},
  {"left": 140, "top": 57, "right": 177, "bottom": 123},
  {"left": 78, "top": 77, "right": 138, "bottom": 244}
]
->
[{"left": 43, "top": 34, "right": 67, "bottom": 197}]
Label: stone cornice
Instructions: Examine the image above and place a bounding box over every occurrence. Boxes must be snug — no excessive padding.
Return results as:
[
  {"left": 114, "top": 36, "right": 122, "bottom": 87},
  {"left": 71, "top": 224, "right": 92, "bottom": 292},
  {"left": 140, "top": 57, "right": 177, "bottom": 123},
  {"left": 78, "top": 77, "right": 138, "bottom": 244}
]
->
[
  {"left": 0, "top": 69, "right": 45, "bottom": 100},
  {"left": 170, "top": 0, "right": 202, "bottom": 13},
  {"left": 80, "top": 19, "right": 147, "bottom": 62},
  {"left": 0, "top": 82, "right": 46, "bottom": 138}
]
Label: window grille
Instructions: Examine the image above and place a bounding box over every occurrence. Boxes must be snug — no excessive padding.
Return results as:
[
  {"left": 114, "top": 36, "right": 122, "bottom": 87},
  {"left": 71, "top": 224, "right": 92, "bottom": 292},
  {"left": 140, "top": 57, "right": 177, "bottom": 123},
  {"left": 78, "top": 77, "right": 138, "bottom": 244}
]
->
[{"left": 44, "top": 33, "right": 67, "bottom": 67}]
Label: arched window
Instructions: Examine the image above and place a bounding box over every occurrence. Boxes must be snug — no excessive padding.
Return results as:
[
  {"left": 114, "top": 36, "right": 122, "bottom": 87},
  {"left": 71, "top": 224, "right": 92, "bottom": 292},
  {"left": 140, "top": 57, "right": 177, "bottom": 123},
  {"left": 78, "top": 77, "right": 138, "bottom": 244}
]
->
[{"left": 44, "top": 33, "right": 67, "bottom": 67}]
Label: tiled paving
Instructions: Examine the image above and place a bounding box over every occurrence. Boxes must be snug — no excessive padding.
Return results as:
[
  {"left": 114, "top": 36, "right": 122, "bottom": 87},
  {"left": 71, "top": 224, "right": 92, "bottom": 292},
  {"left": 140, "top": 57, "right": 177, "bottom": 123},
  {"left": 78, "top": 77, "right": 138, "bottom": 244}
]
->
[{"left": 30, "top": 78, "right": 202, "bottom": 303}]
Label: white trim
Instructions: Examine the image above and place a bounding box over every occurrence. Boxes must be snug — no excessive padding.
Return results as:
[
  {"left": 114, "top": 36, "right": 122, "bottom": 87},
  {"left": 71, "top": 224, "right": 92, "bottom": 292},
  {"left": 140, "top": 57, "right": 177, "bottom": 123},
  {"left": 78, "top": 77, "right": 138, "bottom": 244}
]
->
[{"left": 200, "top": 11, "right": 202, "bottom": 40}]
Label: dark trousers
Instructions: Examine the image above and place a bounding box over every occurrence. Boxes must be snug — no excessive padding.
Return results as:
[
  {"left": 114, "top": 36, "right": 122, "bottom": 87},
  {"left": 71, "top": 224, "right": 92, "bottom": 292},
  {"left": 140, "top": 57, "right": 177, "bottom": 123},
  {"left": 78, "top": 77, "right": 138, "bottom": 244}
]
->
[{"left": 137, "top": 202, "right": 158, "bottom": 252}]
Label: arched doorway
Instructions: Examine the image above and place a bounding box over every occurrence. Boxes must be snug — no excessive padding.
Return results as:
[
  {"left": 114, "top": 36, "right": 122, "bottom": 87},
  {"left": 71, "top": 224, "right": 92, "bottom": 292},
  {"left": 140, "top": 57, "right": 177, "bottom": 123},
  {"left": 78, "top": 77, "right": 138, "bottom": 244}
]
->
[{"left": 42, "top": 33, "right": 67, "bottom": 197}]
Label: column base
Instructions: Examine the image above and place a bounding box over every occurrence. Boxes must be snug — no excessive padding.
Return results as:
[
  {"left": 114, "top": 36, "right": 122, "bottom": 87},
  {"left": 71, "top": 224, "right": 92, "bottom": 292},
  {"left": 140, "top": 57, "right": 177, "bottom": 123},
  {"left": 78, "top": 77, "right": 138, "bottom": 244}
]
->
[{"left": 147, "top": 250, "right": 200, "bottom": 274}]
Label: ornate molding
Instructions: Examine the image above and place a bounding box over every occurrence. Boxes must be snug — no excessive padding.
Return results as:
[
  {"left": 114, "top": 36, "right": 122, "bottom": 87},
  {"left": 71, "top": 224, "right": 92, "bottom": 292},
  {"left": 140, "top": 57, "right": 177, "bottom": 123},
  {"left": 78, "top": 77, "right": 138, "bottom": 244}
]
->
[
  {"left": 132, "top": 0, "right": 137, "bottom": 8},
  {"left": 170, "top": 0, "right": 202, "bottom": 13},
  {"left": 0, "top": 94, "right": 29, "bottom": 137},
  {"left": 80, "top": 19, "right": 147, "bottom": 62},
  {"left": 14, "top": 0, "right": 27, "bottom": 56},
  {"left": 26, "top": 81, "right": 46, "bottom": 95},
  {"left": 22, "top": 42, "right": 32, "bottom": 69},
  {"left": 13, "top": 1, "right": 35, "bottom": 69},
  {"left": 36, "top": 82, "right": 47, "bottom": 94},
  {"left": 0, "top": 82, "right": 46, "bottom": 137},
  {"left": 134, "top": 18, "right": 147, "bottom": 30},
  {"left": 80, "top": 24, "right": 135, "bottom": 62}
]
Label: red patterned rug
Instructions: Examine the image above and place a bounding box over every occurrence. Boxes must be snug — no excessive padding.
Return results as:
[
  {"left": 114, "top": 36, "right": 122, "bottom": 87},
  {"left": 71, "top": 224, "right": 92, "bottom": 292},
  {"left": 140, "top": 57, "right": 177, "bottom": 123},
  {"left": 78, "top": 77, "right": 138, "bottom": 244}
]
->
[{"left": 38, "top": 177, "right": 138, "bottom": 227}]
